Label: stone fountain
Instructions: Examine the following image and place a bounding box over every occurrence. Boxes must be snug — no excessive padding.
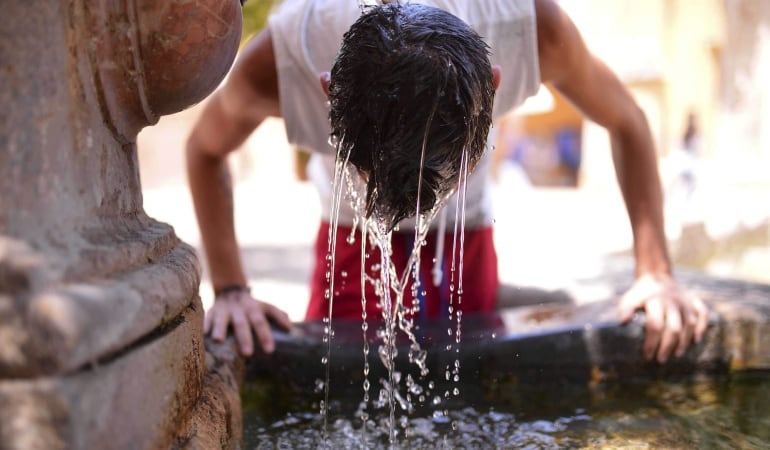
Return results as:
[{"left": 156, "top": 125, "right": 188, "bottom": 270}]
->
[{"left": 1, "top": 1, "right": 244, "bottom": 448}]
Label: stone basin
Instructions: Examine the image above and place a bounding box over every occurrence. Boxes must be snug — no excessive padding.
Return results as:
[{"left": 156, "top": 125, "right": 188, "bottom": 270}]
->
[
  {"left": 240, "top": 269, "right": 770, "bottom": 447},
  {"left": 245, "top": 268, "right": 770, "bottom": 397}
]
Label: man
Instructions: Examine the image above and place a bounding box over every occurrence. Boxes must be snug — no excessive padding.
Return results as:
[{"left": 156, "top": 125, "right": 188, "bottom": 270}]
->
[{"left": 187, "top": 0, "right": 708, "bottom": 363}]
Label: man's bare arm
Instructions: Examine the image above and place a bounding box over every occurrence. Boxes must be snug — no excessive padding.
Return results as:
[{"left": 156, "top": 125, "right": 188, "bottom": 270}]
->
[
  {"left": 533, "top": 0, "right": 708, "bottom": 362},
  {"left": 186, "top": 29, "right": 290, "bottom": 355}
]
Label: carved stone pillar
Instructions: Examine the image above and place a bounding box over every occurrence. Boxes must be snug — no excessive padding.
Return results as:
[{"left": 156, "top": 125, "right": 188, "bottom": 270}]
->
[{"left": 0, "top": 1, "right": 242, "bottom": 448}]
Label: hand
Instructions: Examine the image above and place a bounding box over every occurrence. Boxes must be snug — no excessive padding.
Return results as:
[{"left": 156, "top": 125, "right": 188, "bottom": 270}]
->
[
  {"left": 618, "top": 273, "right": 709, "bottom": 363},
  {"left": 204, "top": 289, "right": 292, "bottom": 356}
]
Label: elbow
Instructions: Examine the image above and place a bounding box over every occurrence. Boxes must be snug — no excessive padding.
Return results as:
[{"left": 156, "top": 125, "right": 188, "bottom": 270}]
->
[
  {"left": 185, "top": 132, "right": 225, "bottom": 183},
  {"left": 611, "top": 102, "right": 652, "bottom": 144}
]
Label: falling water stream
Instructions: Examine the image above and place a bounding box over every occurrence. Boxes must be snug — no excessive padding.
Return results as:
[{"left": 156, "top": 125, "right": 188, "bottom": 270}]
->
[
  {"left": 316, "top": 142, "right": 472, "bottom": 447},
  {"left": 312, "top": 27, "right": 479, "bottom": 442}
]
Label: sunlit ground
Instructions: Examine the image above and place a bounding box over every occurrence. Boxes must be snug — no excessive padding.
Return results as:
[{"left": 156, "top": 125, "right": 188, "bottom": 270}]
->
[{"left": 139, "top": 111, "right": 770, "bottom": 323}]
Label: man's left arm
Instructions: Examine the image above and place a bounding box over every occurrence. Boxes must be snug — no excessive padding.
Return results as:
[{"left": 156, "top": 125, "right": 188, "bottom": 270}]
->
[{"left": 533, "top": 0, "right": 708, "bottom": 362}]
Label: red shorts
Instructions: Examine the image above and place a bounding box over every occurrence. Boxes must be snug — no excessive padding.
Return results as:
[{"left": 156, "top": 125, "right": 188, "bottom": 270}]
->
[{"left": 306, "top": 221, "right": 499, "bottom": 321}]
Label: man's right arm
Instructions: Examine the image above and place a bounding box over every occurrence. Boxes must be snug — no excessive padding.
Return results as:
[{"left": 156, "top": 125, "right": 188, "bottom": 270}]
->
[{"left": 186, "top": 29, "right": 290, "bottom": 356}]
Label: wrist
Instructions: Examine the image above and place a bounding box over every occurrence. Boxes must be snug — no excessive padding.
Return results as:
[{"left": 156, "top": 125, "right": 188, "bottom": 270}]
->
[
  {"left": 214, "top": 284, "right": 250, "bottom": 298},
  {"left": 633, "top": 232, "right": 671, "bottom": 277}
]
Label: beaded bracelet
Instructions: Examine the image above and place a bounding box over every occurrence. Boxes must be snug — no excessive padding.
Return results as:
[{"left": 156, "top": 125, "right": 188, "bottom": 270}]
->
[{"left": 214, "top": 285, "right": 250, "bottom": 298}]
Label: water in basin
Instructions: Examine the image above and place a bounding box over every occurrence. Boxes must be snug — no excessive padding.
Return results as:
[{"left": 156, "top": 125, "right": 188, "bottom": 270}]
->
[{"left": 242, "top": 370, "right": 770, "bottom": 449}]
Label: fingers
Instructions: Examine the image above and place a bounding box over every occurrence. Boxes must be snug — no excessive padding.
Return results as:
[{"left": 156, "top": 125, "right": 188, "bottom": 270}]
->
[
  {"left": 618, "top": 290, "right": 642, "bottom": 323},
  {"left": 210, "top": 308, "right": 230, "bottom": 343},
  {"left": 642, "top": 296, "right": 664, "bottom": 361},
  {"left": 676, "top": 308, "right": 694, "bottom": 359},
  {"left": 629, "top": 281, "right": 710, "bottom": 363},
  {"left": 231, "top": 308, "right": 254, "bottom": 356},
  {"left": 692, "top": 296, "right": 709, "bottom": 343},
  {"left": 675, "top": 292, "right": 699, "bottom": 358},
  {"left": 618, "top": 278, "right": 659, "bottom": 323},
  {"left": 264, "top": 303, "right": 293, "bottom": 331},
  {"left": 203, "top": 293, "right": 290, "bottom": 356},
  {"left": 656, "top": 301, "right": 682, "bottom": 363},
  {"left": 249, "top": 309, "right": 275, "bottom": 354}
]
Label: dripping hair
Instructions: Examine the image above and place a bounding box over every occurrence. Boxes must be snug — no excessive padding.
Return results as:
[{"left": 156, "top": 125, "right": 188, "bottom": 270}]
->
[{"left": 328, "top": 3, "right": 494, "bottom": 229}]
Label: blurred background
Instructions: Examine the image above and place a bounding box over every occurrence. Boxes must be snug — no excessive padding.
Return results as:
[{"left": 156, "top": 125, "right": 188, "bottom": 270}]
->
[{"left": 137, "top": 0, "right": 770, "bottom": 321}]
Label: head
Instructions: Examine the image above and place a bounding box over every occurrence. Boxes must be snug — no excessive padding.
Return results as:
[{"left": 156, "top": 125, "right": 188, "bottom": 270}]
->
[{"left": 327, "top": 3, "right": 495, "bottom": 229}]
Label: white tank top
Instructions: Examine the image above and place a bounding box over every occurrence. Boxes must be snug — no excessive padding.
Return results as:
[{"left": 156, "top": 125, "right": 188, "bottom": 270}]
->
[{"left": 269, "top": 0, "right": 540, "bottom": 228}]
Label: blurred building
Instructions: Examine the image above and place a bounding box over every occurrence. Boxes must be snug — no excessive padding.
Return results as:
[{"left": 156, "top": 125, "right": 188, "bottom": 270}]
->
[{"left": 496, "top": 0, "right": 770, "bottom": 190}]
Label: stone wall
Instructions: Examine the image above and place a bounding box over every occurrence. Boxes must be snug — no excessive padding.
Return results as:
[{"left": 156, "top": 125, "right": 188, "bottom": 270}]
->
[{"left": 0, "top": 1, "right": 244, "bottom": 448}]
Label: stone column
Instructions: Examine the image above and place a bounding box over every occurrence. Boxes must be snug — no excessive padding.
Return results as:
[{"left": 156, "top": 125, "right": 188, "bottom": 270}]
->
[{"left": 0, "top": 1, "right": 243, "bottom": 448}]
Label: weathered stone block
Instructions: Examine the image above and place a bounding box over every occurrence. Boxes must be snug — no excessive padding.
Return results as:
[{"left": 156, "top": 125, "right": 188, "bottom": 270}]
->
[
  {"left": 175, "top": 339, "right": 245, "bottom": 450},
  {"left": 0, "top": 304, "right": 204, "bottom": 450}
]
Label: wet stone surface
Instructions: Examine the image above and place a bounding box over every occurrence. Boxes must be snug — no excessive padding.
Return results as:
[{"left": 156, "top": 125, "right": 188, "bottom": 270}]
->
[{"left": 247, "top": 268, "right": 770, "bottom": 392}]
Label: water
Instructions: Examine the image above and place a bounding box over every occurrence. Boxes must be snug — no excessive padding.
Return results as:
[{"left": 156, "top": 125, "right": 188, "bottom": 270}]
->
[
  {"left": 324, "top": 133, "right": 471, "bottom": 444},
  {"left": 243, "top": 371, "right": 770, "bottom": 449}
]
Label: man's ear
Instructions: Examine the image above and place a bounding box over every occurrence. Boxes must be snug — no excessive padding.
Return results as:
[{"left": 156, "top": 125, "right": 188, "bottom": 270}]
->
[
  {"left": 492, "top": 65, "right": 502, "bottom": 91},
  {"left": 319, "top": 72, "right": 331, "bottom": 99}
]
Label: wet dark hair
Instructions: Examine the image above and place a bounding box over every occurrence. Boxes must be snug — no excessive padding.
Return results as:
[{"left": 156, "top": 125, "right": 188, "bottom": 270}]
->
[{"left": 329, "top": 3, "right": 494, "bottom": 229}]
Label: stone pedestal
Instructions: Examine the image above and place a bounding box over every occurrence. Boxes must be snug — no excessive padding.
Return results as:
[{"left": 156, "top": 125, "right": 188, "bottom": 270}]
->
[{"left": 0, "top": 1, "right": 243, "bottom": 448}]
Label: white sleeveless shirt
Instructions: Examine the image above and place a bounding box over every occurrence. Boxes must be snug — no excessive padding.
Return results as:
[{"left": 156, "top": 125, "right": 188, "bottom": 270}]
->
[{"left": 269, "top": 0, "right": 540, "bottom": 229}]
